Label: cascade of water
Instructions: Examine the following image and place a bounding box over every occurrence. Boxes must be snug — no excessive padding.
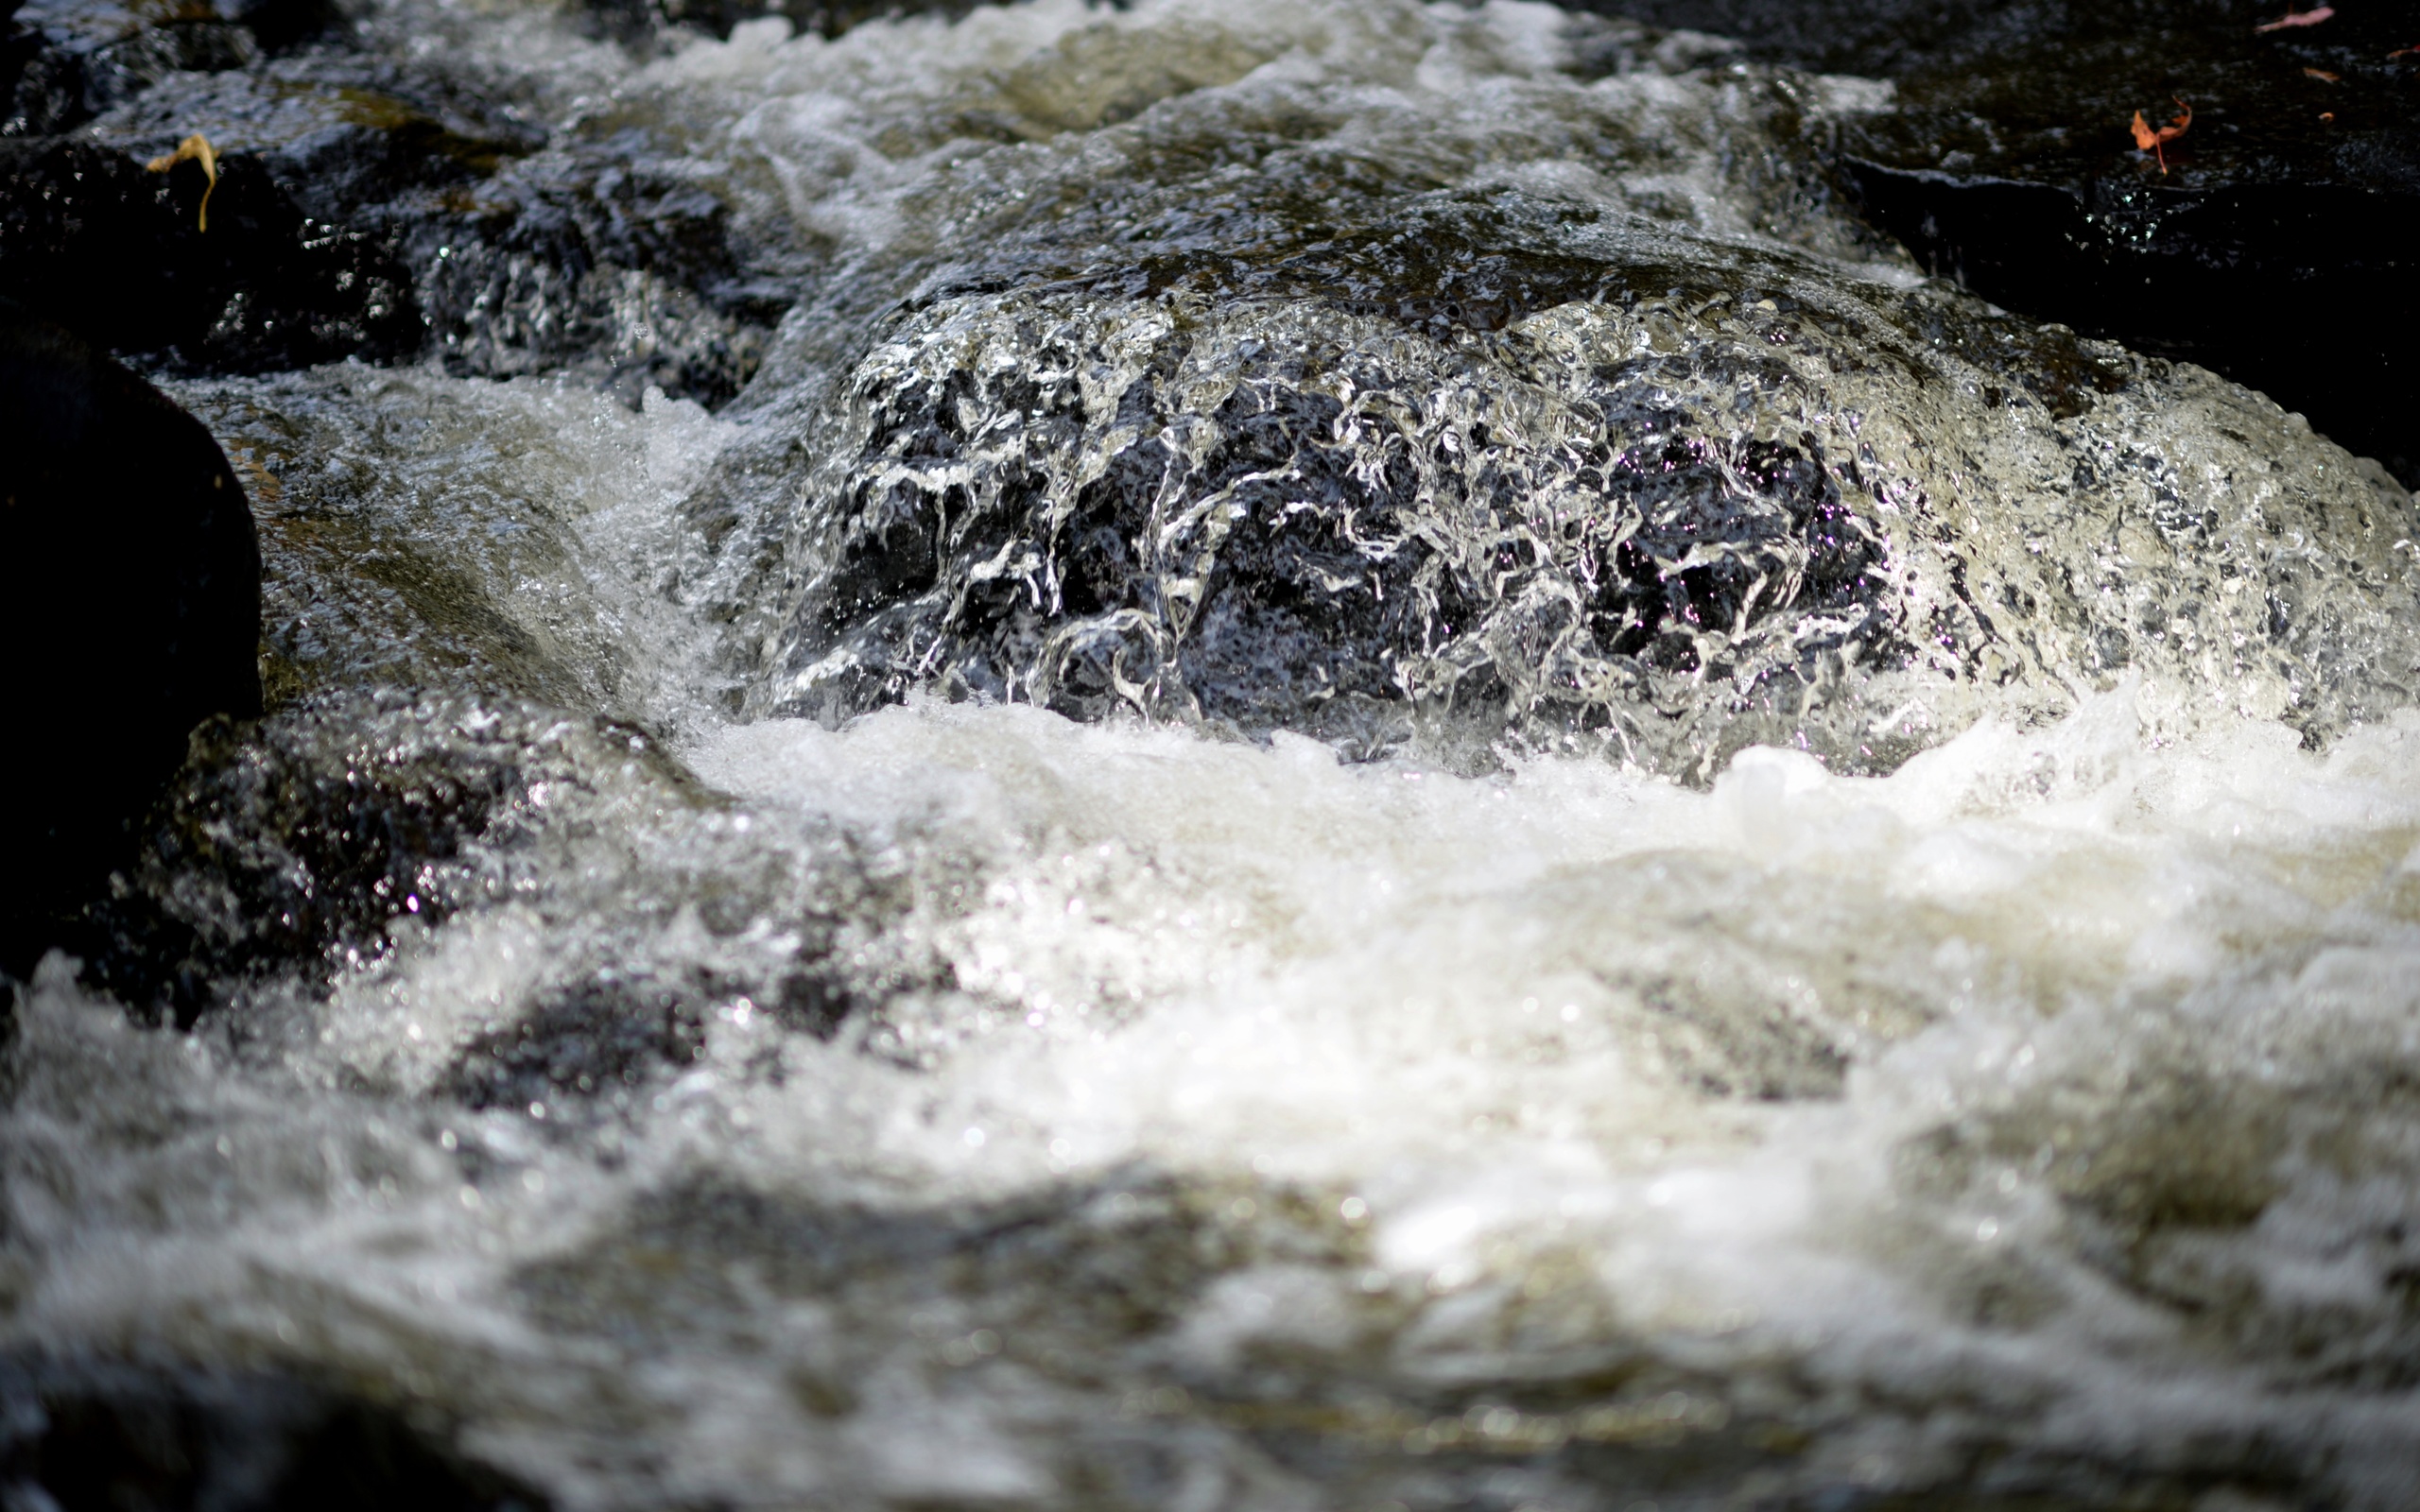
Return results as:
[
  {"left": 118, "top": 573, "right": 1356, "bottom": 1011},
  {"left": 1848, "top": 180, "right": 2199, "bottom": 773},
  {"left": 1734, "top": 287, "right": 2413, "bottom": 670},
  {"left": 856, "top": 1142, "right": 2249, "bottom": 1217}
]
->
[{"left": 8, "top": 2, "right": 2420, "bottom": 1507}]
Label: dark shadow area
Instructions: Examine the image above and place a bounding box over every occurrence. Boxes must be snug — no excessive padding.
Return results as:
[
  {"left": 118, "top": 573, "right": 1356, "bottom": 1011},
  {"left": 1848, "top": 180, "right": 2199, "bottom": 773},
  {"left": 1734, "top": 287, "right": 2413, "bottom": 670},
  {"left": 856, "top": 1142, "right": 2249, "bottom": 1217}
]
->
[
  {"left": 0, "top": 1360, "right": 549, "bottom": 1512},
  {"left": 1569, "top": 0, "right": 2420, "bottom": 482},
  {"left": 0, "top": 303, "right": 261, "bottom": 983},
  {"left": 579, "top": 0, "right": 993, "bottom": 45}
]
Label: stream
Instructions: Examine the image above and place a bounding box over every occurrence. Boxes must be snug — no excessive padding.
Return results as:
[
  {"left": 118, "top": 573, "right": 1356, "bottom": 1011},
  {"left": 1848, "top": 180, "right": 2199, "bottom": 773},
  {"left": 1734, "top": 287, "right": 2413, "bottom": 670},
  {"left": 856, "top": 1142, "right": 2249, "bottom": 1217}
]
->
[{"left": 9, "top": 2, "right": 2420, "bottom": 1507}]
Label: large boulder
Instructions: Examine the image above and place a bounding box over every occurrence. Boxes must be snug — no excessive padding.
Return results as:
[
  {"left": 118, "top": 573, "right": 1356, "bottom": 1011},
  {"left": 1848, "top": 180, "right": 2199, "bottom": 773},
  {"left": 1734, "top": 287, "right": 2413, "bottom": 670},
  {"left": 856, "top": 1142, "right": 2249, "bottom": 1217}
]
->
[
  {"left": 725, "top": 189, "right": 2420, "bottom": 778},
  {"left": 634, "top": 0, "right": 2420, "bottom": 777},
  {"left": 0, "top": 301, "right": 262, "bottom": 977}
]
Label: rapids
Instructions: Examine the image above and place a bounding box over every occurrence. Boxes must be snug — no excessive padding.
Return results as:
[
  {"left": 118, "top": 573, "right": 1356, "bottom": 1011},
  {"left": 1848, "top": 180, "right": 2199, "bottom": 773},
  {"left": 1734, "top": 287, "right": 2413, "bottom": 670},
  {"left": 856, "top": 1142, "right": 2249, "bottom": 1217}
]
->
[{"left": 9, "top": 2, "right": 2420, "bottom": 1507}]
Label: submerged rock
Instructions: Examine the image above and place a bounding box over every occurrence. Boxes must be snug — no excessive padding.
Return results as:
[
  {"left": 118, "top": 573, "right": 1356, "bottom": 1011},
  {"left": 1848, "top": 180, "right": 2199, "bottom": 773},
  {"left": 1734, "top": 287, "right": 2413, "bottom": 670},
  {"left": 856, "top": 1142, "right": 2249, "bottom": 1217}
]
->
[
  {"left": 174, "top": 366, "right": 691, "bottom": 710},
  {"left": 442, "top": 969, "right": 710, "bottom": 1122},
  {"left": 0, "top": 303, "right": 261, "bottom": 979},
  {"left": 68, "top": 694, "right": 577, "bottom": 1026},
  {"left": 607, "top": 0, "right": 2417, "bottom": 779},
  {"left": 730, "top": 188, "right": 2420, "bottom": 778},
  {"left": 71, "top": 687, "right": 956, "bottom": 1058}
]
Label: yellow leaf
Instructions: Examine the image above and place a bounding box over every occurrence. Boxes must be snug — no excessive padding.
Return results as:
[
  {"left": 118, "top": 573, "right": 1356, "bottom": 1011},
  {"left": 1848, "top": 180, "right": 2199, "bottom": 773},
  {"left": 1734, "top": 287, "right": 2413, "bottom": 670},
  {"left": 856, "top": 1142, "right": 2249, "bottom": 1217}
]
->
[{"left": 144, "top": 133, "right": 218, "bottom": 232}]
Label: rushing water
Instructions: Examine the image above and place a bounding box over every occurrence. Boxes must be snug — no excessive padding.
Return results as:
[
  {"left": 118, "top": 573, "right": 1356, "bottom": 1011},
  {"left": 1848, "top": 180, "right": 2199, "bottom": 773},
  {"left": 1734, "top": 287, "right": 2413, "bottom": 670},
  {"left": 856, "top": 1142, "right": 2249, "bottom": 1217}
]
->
[{"left": 10, "top": 2, "right": 2420, "bottom": 1507}]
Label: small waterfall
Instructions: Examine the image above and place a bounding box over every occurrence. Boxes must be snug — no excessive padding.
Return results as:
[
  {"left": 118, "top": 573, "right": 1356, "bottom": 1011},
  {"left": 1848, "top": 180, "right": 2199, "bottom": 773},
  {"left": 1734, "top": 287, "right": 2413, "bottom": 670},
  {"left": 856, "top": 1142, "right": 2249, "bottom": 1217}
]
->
[{"left": 8, "top": 2, "right": 2420, "bottom": 1507}]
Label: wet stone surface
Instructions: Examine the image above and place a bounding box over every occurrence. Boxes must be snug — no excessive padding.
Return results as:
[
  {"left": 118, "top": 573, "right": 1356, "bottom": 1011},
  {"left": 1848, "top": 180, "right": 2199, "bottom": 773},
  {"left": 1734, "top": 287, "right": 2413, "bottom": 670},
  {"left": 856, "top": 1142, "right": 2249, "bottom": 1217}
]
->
[
  {"left": 735, "top": 187, "right": 2420, "bottom": 778},
  {"left": 2, "top": 0, "right": 787, "bottom": 395},
  {"left": 0, "top": 132, "right": 423, "bottom": 371},
  {"left": 1, "top": 0, "right": 324, "bottom": 138},
  {"left": 442, "top": 970, "right": 710, "bottom": 1123},
  {"left": 67, "top": 695, "right": 622, "bottom": 1029},
  {"left": 578, "top": 0, "right": 989, "bottom": 47},
  {"left": 1582, "top": 0, "right": 2420, "bottom": 483}
]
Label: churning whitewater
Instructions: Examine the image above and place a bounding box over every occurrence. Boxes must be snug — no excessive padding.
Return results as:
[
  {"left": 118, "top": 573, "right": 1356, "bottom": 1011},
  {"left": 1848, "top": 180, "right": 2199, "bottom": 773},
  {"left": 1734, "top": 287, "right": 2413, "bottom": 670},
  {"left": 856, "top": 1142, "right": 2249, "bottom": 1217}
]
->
[{"left": 9, "top": 1, "right": 2420, "bottom": 1507}]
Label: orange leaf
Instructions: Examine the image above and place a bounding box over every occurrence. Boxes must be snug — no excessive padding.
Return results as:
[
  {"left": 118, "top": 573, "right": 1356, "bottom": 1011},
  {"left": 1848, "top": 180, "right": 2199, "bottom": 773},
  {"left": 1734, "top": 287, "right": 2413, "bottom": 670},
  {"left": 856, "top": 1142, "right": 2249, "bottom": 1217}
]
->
[
  {"left": 2256, "top": 4, "right": 2333, "bottom": 30},
  {"left": 2129, "top": 98, "right": 2190, "bottom": 173},
  {"left": 2304, "top": 66, "right": 2341, "bottom": 80}
]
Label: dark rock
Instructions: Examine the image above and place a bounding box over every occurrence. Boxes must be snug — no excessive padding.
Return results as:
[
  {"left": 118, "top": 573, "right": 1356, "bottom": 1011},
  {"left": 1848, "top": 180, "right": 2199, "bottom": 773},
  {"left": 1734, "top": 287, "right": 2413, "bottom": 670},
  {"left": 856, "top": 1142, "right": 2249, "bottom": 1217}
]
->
[
  {"left": 735, "top": 186, "right": 2419, "bottom": 777},
  {"left": 1568, "top": 0, "right": 2420, "bottom": 482},
  {"left": 1563, "top": 0, "right": 2055, "bottom": 77},
  {"left": 84, "top": 56, "right": 550, "bottom": 227},
  {"left": 579, "top": 0, "right": 986, "bottom": 47},
  {"left": 66, "top": 695, "right": 594, "bottom": 1026},
  {"left": 1833, "top": 163, "right": 2415, "bottom": 483},
  {"left": 0, "top": 134, "right": 422, "bottom": 372},
  {"left": 0, "top": 301, "right": 261, "bottom": 980},
  {"left": 1, "top": 0, "right": 332, "bottom": 137},
  {"left": 444, "top": 971, "right": 710, "bottom": 1120},
  {"left": 43, "top": 52, "right": 784, "bottom": 402},
  {"left": 408, "top": 132, "right": 785, "bottom": 404},
  {"left": 60, "top": 686, "right": 919, "bottom": 1045},
  {"left": 0, "top": 1358, "right": 547, "bottom": 1512},
  {"left": 8, "top": 0, "right": 783, "bottom": 400}
]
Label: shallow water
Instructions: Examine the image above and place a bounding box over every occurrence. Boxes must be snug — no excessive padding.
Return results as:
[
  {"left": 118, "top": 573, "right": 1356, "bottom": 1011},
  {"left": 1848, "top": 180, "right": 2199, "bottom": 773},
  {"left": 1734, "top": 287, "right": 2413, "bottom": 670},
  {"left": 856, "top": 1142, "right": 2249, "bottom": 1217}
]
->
[{"left": 11, "top": 2, "right": 2420, "bottom": 1507}]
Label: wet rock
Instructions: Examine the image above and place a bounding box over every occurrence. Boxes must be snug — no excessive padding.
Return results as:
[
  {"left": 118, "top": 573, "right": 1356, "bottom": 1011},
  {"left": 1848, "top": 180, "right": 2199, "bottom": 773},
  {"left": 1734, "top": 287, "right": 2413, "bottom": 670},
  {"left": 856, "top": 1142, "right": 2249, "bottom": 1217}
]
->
[
  {"left": 0, "top": 133, "right": 421, "bottom": 371},
  {"left": 579, "top": 0, "right": 987, "bottom": 46},
  {"left": 443, "top": 970, "right": 709, "bottom": 1119},
  {"left": 65, "top": 695, "right": 644, "bottom": 1026},
  {"left": 0, "top": 1358, "right": 547, "bottom": 1512},
  {"left": 411, "top": 138, "right": 782, "bottom": 404},
  {"left": 0, "top": 302, "right": 261, "bottom": 980},
  {"left": 60, "top": 680, "right": 896, "bottom": 1044},
  {"left": 84, "top": 60, "right": 781, "bottom": 401},
  {"left": 661, "top": 5, "right": 2411, "bottom": 777},
  {"left": 1575, "top": 0, "right": 2420, "bottom": 482},
  {"left": 0, "top": 0, "right": 329, "bottom": 138},
  {"left": 734, "top": 190, "right": 2420, "bottom": 778},
  {"left": 7, "top": 0, "right": 782, "bottom": 398},
  {"left": 512, "top": 1170, "right": 1360, "bottom": 1369}
]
